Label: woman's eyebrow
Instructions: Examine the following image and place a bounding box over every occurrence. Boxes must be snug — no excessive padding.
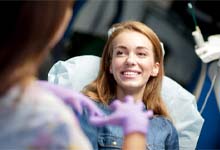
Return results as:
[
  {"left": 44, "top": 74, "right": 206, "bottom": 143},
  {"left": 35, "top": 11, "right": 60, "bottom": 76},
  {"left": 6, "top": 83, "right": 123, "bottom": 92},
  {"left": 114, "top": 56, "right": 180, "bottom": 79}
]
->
[
  {"left": 114, "top": 45, "right": 127, "bottom": 50},
  {"left": 136, "top": 46, "right": 150, "bottom": 51}
]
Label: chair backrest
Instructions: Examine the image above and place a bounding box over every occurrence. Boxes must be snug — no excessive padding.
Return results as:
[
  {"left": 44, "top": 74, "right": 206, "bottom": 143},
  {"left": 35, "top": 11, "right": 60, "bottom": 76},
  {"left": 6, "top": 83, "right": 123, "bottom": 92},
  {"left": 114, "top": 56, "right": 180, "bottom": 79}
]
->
[{"left": 48, "top": 55, "right": 204, "bottom": 150}]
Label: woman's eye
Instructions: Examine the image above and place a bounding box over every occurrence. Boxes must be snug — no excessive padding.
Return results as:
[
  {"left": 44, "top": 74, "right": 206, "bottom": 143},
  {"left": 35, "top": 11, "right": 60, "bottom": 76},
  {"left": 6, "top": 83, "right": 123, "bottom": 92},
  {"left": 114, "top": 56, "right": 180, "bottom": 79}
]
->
[
  {"left": 116, "top": 51, "right": 124, "bottom": 56},
  {"left": 138, "top": 52, "right": 147, "bottom": 57}
]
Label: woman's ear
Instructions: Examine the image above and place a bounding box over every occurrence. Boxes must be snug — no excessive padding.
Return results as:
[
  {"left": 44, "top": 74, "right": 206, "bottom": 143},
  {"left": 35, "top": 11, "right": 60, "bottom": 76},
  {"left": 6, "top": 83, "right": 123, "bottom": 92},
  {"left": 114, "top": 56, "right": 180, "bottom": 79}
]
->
[{"left": 151, "top": 62, "right": 159, "bottom": 76}]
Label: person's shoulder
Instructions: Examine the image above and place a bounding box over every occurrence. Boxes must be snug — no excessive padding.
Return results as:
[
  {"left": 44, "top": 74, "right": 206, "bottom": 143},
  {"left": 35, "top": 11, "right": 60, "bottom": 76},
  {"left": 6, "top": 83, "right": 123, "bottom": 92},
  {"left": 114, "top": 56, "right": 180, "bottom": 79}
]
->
[
  {"left": 22, "top": 83, "right": 79, "bottom": 126},
  {"left": 150, "top": 115, "right": 177, "bottom": 132},
  {"left": 0, "top": 83, "right": 93, "bottom": 149},
  {"left": 25, "top": 84, "right": 94, "bottom": 148}
]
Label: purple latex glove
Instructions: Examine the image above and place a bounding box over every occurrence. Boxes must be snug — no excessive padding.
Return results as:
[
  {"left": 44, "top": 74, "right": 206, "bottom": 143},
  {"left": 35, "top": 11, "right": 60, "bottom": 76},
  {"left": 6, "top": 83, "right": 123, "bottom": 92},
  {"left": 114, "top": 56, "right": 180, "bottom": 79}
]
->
[
  {"left": 90, "top": 96, "right": 153, "bottom": 136},
  {"left": 37, "top": 80, "right": 103, "bottom": 116}
]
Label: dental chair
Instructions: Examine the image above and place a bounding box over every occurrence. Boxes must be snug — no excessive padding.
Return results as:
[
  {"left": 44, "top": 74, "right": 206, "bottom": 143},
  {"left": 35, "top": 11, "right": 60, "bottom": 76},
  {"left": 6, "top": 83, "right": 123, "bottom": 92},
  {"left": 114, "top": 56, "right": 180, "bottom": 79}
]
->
[{"left": 48, "top": 55, "right": 204, "bottom": 150}]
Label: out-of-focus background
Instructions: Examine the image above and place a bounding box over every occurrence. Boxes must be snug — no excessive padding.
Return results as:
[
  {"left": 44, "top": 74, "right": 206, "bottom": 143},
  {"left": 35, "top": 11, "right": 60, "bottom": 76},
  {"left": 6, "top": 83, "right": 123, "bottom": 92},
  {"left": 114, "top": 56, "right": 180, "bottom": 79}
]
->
[
  {"left": 39, "top": 0, "right": 220, "bottom": 88},
  {"left": 38, "top": 0, "right": 220, "bottom": 149}
]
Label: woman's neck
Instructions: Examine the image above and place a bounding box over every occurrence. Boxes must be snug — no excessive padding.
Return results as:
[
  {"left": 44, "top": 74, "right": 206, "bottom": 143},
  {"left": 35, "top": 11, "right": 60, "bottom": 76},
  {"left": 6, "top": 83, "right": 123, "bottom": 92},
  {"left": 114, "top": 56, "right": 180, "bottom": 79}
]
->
[{"left": 116, "top": 86, "right": 145, "bottom": 102}]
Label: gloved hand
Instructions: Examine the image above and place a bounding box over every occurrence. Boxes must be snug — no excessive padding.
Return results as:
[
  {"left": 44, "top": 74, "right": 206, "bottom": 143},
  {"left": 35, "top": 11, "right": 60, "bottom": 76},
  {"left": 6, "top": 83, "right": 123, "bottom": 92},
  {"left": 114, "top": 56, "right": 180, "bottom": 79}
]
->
[
  {"left": 90, "top": 96, "right": 153, "bottom": 136},
  {"left": 37, "top": 80, "right": 103, "bottom": 116}
]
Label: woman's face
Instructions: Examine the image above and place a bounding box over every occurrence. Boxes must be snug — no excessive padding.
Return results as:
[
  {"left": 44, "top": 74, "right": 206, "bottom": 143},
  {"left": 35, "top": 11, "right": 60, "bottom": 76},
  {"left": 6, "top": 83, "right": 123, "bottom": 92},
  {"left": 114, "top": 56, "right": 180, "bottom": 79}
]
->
[{"left": 110, "top": 30, "right": 159, "bottom": 93}]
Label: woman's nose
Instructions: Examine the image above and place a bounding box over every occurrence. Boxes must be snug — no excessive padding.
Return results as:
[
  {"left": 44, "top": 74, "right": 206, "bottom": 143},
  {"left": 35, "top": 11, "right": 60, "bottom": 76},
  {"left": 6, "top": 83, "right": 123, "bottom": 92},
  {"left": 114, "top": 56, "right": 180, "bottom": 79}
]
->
[{"left": 126, "top": 53, "right": 136, "bottom": 66}]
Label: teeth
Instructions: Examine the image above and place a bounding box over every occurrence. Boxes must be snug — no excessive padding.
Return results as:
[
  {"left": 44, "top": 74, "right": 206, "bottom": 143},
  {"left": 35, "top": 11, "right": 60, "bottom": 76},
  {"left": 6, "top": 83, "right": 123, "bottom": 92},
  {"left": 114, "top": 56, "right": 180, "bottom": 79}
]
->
[{"left": 123, "top": 71, "right": 138, "bottom": 76}]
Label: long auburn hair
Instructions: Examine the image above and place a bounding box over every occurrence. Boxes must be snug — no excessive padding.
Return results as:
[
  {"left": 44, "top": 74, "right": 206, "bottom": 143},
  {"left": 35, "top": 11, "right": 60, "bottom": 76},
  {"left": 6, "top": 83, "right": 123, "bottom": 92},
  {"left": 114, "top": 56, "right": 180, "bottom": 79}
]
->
[
  {"left": 0, "top": 1, "right": 73, "bottom": 95},
  {"left": 83, "top": 21, "right": 169, "bottom": 118}
]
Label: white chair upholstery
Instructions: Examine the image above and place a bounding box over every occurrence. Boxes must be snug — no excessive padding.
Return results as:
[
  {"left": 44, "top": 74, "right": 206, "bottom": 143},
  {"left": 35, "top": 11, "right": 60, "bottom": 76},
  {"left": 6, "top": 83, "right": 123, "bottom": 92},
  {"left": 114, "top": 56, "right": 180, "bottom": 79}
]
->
[
  {"left": 161, "top": 76, "right": 204, "bottom": 149},
  {"left": 48, "top": 55, "right": 100, "bottom": 92},
  {"left": 48, "top": 55, "right": 204, "bottom": 150}
]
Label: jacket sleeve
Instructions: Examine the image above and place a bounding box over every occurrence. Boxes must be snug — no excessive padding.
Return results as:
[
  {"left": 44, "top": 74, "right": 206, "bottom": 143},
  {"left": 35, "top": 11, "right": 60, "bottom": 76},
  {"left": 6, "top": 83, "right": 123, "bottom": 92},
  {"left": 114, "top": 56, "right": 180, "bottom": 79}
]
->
[{"left": 165, "top": 122, "right": 179, "bottom": 150}]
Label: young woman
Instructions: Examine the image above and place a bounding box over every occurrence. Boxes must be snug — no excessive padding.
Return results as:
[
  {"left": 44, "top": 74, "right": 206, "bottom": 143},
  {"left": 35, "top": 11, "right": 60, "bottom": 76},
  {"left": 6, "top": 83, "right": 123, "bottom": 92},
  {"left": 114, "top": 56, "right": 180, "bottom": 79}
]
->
[{"left": 81, "top": 21, "right": 179, "bottom": 150}]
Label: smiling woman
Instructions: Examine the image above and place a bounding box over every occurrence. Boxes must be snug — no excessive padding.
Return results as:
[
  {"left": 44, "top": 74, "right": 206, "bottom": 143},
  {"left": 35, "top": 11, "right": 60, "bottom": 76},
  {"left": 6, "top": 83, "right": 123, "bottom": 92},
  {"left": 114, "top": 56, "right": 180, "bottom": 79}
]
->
[{"left": 81, "top": 21, "right": 179, "bottom": 150}]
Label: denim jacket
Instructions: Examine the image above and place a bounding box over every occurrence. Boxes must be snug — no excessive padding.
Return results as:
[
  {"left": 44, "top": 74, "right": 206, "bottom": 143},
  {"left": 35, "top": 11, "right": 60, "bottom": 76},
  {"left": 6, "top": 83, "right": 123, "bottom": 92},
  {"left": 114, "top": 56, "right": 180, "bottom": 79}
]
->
[{"left": 78, "top": 101, "right": 179, "bottom": 150}]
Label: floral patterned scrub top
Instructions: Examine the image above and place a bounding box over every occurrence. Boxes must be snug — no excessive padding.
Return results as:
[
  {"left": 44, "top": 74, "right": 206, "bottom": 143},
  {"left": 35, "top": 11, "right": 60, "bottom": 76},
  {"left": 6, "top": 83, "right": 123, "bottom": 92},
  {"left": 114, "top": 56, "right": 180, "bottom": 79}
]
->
[{"left": 0, "top": 82, "right": 92, "bottom": 150}]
